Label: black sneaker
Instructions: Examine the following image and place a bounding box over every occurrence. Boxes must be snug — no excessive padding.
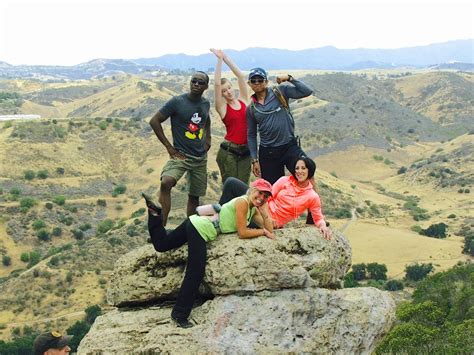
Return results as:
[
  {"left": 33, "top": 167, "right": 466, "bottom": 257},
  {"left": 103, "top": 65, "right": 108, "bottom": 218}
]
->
[{"left": 171, "top": 316, "right": 194, "bottom": 328}]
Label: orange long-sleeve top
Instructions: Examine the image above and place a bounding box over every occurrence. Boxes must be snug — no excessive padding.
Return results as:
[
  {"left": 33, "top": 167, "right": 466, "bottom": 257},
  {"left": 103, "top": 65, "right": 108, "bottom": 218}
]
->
[{"left": 268, "top": 175, "right": 325, "bottom": 228}]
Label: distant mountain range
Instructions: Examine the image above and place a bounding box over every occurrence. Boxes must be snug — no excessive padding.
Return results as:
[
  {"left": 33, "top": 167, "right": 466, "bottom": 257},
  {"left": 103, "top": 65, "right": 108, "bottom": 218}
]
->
[{"left": 0, "top": 40, "right": 473, "bottom": 80}]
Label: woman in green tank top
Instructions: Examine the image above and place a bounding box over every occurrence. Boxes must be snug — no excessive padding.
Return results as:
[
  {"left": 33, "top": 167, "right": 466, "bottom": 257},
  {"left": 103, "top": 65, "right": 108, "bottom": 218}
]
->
[{"left": 144, "top": 179, "right": 275, "bottom": 328}]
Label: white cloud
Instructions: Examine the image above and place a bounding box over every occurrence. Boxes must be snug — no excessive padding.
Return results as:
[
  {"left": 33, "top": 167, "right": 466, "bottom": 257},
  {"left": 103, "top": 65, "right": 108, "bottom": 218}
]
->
[{"left": 0, "top": 0, "right": 472, "bottom": 65}]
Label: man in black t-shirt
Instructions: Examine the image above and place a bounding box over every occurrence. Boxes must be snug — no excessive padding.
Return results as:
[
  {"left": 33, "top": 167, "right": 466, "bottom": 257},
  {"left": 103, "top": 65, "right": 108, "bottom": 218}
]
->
[{"left": 149, "top": 72, "right": 211, "bottom": 226}]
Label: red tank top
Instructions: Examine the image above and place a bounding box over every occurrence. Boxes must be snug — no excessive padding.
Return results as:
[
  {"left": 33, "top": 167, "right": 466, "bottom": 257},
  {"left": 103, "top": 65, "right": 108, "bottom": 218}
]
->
[{"left": 223, "top": 100, "right": 248, "bottom": 145}]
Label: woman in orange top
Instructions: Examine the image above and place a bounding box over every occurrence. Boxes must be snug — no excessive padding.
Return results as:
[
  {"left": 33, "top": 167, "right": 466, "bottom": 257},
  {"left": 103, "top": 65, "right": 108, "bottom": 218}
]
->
[
  {"left": 219, "top": 156, "right": 331, "bottom": 239},
  {"left": 211, "top": 48, "right": 251, "bottom": 184}
]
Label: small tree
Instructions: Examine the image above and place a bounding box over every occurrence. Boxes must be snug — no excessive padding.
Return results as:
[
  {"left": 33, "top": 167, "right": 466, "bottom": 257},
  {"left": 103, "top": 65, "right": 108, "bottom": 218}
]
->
[
  {"left": 2, "top": 255, "right": 11, "bottom": 266},
  {"left": 385, "top": 280, "right": 404, "bottom": 291},
  {"left": 420, "top": 223, "right": 448, "bottom": 239},
  {"left": 37, "top": 229, "right": 51, "bottom": 241},
  {"left": 405, "top": 263, "right": 434, "bottom": 281},
  {"left": 85, "top": 305, "right": 102, "bottom": 324},
  {"left": 352, "top": 263, "right": 367, "bottom": 280},
  {"left": 367, "top": 263, "right": 388, "bottom": 280}
]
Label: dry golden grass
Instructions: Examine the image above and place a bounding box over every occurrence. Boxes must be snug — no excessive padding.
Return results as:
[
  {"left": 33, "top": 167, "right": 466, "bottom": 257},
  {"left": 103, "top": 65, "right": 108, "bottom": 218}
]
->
[{"left": 344, "top": 220, "right": 468, "bottom": 277}]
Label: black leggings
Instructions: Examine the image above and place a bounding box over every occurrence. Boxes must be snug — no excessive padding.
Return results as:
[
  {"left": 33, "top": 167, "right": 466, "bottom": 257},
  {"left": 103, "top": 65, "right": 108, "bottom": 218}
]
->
[
  {"left": 259, "top": 138, "right": 307, "bottom": 184},
  {"left": 148, "top": 213, "right": 207, "bottom": 320},
  {"left": 219, "top": 177, "right": 249, "bottom": 205}
]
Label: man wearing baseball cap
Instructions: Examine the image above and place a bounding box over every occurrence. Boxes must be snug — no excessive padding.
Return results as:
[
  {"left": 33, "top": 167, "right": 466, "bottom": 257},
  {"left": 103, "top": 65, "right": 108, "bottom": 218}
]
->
[
  {"left": 33, "top": 331, "right": 73, "bottom": 355},
  {"left": 246, "top": 67, "right": 313, "bottom": 185}
]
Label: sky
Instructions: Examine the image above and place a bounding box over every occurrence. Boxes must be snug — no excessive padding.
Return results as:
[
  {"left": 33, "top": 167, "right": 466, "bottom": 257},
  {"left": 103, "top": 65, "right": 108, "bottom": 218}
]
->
[{"left": 0, "top": 0, "right": 472, "bottom": 66}]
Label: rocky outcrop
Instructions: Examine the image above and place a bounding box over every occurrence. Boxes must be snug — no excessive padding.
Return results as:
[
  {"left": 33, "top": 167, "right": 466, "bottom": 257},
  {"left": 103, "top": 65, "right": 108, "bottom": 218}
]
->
[
  {"left": 79, "top": 226, "right": 396, "bottom": 354},
  {"left": 79, "top": 288, "right": 395, "bottom": 354},
  {"left": 107, "top": 227, "right": 352, "bottom": 306}
]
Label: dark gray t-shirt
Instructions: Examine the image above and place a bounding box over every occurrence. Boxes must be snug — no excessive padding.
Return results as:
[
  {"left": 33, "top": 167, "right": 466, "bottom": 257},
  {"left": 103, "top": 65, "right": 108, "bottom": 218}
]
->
[{"left": 159, "top": 94, "right": 210, "bottom": 157}]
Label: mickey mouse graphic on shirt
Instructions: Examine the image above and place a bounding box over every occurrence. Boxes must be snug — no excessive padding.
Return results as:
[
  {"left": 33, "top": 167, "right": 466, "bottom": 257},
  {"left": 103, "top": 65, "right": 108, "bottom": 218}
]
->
[{"left": 185, "top": 112, "right": 204, "bottom": 140}]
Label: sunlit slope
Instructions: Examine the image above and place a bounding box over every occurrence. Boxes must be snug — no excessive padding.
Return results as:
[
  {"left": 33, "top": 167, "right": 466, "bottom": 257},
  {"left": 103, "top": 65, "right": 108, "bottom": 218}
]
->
[{"left": 393, "top": 71, "right": 474, "bottom": 124}]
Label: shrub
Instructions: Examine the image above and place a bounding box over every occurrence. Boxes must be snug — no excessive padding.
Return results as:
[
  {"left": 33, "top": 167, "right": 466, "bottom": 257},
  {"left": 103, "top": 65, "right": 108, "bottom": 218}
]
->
[
  {"left": 330, "top": 171, "right": 338, "bottom": 178},
  {"left": 48, "top": 256, "right": 60, "bottom": 267},
  {"left": 85, "top": 305, "right": 102, "bottom": 324},
  {"left": 98, "top": 121, "right": 108, "bottom": 130},
  {"left": 32, "top": 219, "right": 46, "bottom": 230},
  {"left": 96, "top": 199, "right": 107, "bottom": 207},
  {"left": 20, "top": 253, "right": 29, "bottom": 262},
  {"left": 420, "top": 223, "right": 448, "bottom": 239},
  {"left": 462, "top": 233, "right": 474, "bottom": 256},
  {"left": 397, "top": 166, "right": 407, "bottom": 174},
  {"left": 112, "top": 184, "right": 126, "bottom": 197},
  {"left": 385, "top": 279, "right": 404, "bottom": 291},
  {"left": 447, "top": 214, "right": 456, "bottom": 219},
  {"left": 10, "top": 187, "right": 21, "bottom": 196},
  {"left": 52, "top": 227, "right": 62, "bottom": 237},
  {"left": 79, "top": 223, "right": 92, "bottom": 231},
  {"left": 20, "top": 197, "right": 37, "bottom": 210},
  {"left": 72, "top": 229, "right": 84, "bottom": 240},
  {"left": 367, "top": 263, "right": 387, "bottom": 281},
  {"left": 405, "top": 263, "right": 434, "bottom": 281},
  {"left": 44, "top": 202, "right": 53, "bottom": 210},
  {"left": 36, "top": 229, "right": 51, "bottom": 241},
  {"left": 37, "top": 170, "right": 49, "bottom": 179},
  {"left": 56, "top": 167, "right": 65, "bottom": 175},
  {"left": 53, "top": 195, "right": 66, "bottom": 205},
  {"left": 24, "top": 170, "right": 35, "bottom": 180},
  {"left": 146, "top": 168, "right": 154, "bottom": 174},
  {"left": 343, "top": 272, "right": 360, "bottom": 288},
  {"left": 131, "top": 208, "right": 145, "bottom": 218},
  {"left": 411, "top": 225, "right": 422, "bottom": 233},
  {"left": 352, "top": 264, "right": 366, "bottom": 280},
  {"left": 126, "top": 225, "right": 138, "bottom": 237},
  {"left": 97, "top": 219, "right": 114, "bottom": 234},
  {"left": 2, "top": 255, "right": 11, "bottom": 266},
  {"left": 27, "top": 251, "right": 41, "bottom": 267},
  {"left": 66, "top": 272, "right": 73, "bottom": 283}
]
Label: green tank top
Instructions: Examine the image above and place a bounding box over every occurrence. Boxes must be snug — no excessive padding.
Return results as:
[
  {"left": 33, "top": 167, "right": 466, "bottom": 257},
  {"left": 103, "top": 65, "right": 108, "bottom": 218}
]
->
[{"left": 189, "top": 196, "right": 256, "bottom": 242}]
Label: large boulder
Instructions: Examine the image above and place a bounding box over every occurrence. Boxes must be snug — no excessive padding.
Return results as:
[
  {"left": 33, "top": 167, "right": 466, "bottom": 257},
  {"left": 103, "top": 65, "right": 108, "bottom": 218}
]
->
[
  {"left": 78, "top": 287, "right": 395, "bottom": 354},
  {"left": 107, "top": 227, "right": 351, "bottom": 306}
]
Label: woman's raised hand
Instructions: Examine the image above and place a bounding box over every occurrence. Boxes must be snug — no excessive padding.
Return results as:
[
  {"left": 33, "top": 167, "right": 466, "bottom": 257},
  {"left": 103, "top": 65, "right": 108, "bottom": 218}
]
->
[{"left": 210, "top": 48, "right": 224, "bottom": 59}]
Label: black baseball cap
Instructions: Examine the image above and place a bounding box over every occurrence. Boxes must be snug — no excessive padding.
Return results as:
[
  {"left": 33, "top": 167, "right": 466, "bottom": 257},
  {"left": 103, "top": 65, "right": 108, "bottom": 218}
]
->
[
  {"left": 34, "top": 331, "right": 73, "bottom": 355},
  {"left": 248, "top": 67, "right": 267, "bottom": 80}
]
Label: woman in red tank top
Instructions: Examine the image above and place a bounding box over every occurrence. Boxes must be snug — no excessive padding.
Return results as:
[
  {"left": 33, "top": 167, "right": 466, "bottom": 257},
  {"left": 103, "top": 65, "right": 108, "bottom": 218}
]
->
[{"left": 211, "top": 48, "right": 251, "bottom": 184}]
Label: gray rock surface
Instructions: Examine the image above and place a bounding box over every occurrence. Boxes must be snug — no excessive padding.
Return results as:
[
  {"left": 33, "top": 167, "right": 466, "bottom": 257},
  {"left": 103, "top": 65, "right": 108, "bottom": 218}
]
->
[
  {"left": 79, "top": 287, "right": 395, "bottom": 355},
  {"left": 107, "top": 227, "right": 351, "bottom": 306}
]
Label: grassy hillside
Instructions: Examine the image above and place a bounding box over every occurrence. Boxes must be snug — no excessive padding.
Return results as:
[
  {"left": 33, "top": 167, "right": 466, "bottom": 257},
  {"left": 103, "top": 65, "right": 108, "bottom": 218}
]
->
[
  {"left": 393, "top": 71, "right": 474, "bottom": 124},
  {"left": 0, "top": 70, "right": 472, "bottom": 340}
]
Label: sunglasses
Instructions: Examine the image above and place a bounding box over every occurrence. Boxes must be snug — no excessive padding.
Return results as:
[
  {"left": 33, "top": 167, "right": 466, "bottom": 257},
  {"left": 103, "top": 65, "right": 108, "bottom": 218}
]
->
[
  {"left": 191, "top": 78, "right": 207, "bottom": 85},
  {"left": 250, "top": 78, "right": 265, "bottom": 84}
]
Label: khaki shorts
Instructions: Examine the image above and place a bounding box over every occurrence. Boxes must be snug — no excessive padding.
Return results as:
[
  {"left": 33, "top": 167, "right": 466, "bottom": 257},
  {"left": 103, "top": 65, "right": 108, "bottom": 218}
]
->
[{"left": 161, "top": 156, "right": 208, "bottom": 197}]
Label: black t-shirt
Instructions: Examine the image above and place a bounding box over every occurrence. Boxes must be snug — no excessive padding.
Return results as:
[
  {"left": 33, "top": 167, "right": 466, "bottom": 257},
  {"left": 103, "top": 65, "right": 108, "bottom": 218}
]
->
[{"left": 159, "top": 94, "right": 210, "bottom": 157}]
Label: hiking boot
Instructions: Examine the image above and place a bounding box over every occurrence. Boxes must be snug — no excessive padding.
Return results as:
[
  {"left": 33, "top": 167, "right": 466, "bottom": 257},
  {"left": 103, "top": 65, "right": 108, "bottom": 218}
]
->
[
  {"left": 142, "top": 193, "right": 161, "bottom": 215},
  {"left": 171, "top": 316, "right": 194, "bottom": 328}
]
